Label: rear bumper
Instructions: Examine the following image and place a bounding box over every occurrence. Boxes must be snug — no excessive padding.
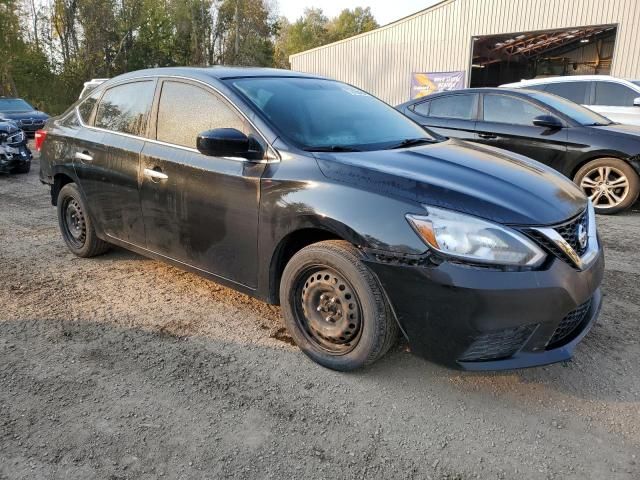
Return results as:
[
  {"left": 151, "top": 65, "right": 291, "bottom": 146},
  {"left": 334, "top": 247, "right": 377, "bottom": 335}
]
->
[{"left": 365, "top": 248, "right": 604, "bottom": 370}]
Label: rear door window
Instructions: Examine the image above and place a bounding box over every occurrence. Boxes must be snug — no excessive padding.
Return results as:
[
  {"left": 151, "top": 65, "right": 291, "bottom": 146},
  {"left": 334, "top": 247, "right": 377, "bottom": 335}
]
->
[
  {"left": 94, "top": 81, "right": 155, "bottom": 136},
  {"left": 483, "top": 94, "right": 547, "bottom": 126},
  {"left": 427, "top": 94, "right": 477, "bottom": 120},
  {"left": 543, "top": 81, "right": 589, "bottom": 104},
  {"left": 156, "top": 81, "right": 245, "bottom": 149},
  {"left": 593, "top": 82, "right": 639, "bottom": 106}
]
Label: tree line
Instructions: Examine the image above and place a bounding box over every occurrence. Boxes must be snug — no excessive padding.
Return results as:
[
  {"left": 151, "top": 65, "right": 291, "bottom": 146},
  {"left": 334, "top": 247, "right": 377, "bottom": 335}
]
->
[{"left": 0, "top": 0, "right": 378, "bottom": 114}]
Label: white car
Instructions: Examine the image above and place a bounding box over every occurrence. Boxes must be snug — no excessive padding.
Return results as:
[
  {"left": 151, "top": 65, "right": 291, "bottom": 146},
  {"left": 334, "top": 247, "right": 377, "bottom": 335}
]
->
[
  {"left": 501, "top": 75, "right": 640, "bottom": 125},
  {"left": 79, "top": 78, "right": 109, "bottom": 99}
]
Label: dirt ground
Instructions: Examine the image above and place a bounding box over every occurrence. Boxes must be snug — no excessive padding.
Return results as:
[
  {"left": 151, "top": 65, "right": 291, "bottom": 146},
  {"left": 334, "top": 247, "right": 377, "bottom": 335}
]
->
[{"left": 1, "top": 151, "right": 639, "bottom": 480}]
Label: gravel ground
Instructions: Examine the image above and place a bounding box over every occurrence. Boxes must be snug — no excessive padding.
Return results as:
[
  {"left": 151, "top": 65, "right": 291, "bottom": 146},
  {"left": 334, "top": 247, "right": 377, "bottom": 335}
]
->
[{"left": 1, "top": 151, "right": 639, "bottom": 480}]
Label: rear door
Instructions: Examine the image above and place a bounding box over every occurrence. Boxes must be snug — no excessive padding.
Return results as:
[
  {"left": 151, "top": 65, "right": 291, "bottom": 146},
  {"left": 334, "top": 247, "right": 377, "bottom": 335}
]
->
[
  {"left": 407, "top": 93, "right": 478, "bottom": 140},
  {"left": 74, "top": 80, "right": 156, "bottom": 245},
  {"left": 587, "top": 81, "right": 640, "bottom": 125},
  {"left": 139, "top": 79, "right": 266, "bottom": 288},
  {"left": 475, "top": 93, "right": 569, "bottom": 170}
]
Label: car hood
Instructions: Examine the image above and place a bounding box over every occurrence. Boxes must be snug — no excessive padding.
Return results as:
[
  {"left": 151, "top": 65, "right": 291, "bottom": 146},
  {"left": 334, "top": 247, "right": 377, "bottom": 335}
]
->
[
  {"left": 0, "top": 110, "right": 49, "bottom": 121},
  {"left": 314, "top": 139, "right": 586, "bottom": 226},
  {"left": 0, "top": 121, "right": 20, "bottom": 135},
  {"left": 590, "top": 123, "right": 640, "bottom": 137}
]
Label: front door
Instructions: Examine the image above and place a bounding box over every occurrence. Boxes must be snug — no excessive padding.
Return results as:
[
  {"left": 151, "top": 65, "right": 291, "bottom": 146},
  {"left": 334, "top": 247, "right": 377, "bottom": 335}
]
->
[
  {"left": 587, "top": 81, "right": 640, "bottom": 126},
  {"left": 140, "top": 79, "right": 266, "bottom": 288},
  {"left": 475, "top": 93, "right": 569, "bottom": 171}
]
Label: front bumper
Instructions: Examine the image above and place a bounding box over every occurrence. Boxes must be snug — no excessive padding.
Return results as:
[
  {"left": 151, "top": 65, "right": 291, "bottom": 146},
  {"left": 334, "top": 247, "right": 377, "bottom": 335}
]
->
[
  {"left": 0, "top": 149, "right": 31, "bottom": 173},
  {"left": 17, "top": 122, "right": 45, "bottom": 137},
  {"left": 365, "top": 248, "right": 604, "bottom": 370}
]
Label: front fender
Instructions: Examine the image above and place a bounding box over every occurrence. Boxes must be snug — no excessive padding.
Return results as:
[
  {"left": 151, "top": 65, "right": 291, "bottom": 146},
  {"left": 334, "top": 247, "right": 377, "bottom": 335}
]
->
[{"left": 255, "top": 161, "right": 429, "bottom": 302}]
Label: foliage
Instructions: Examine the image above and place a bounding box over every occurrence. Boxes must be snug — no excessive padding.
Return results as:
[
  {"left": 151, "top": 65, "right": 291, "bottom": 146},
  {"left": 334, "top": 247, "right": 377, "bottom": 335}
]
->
[
  {"left": 3, "top": 0, "right": 378, "bottom": 114},
  {"left": 274, "top": 6, "right": 379, "bottom": 68}
]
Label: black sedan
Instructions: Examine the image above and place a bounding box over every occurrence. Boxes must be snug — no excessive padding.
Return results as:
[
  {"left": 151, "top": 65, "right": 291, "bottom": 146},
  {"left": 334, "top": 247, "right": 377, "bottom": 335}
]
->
[
  {"left": 0, "top": 97, "right": 49, "bottom": 137},
  {"left": 397, "top": 88, "right": 640, "bottom": 214},
  {"left": 38, "top": 68, "right": 603, "bottom": 371}
]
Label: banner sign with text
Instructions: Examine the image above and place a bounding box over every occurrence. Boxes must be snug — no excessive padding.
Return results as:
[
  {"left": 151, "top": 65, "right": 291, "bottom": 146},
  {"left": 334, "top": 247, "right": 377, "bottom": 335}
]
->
[{"left": 410, "top": 71, "right": 465, "bottom": 100}]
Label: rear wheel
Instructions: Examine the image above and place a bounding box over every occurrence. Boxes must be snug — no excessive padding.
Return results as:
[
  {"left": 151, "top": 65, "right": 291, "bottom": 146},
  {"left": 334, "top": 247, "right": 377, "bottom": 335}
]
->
[
  {"left": 574, "top": 158, "right": 639, "bottom": 214},
  {"left": 57, "top": 183, "right": 110, "bottom": 257},
  {"left": 280, "top": 240, "right": 398, "bottom": 371}
]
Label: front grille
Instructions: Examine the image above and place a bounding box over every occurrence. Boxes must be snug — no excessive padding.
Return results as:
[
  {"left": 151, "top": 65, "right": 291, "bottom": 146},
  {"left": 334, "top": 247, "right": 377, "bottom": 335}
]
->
[
  {"left": 459, "top": 325, "right": 536, "bottom": 362},
  {"left": 525, "top": 210, "right": 589, "bottom": 267},
  {"left": 546, "top": 299, "right": 592, "bottom": 349},
  {"left": 555, "top": 210, "right": 589, "bottom": 257}
]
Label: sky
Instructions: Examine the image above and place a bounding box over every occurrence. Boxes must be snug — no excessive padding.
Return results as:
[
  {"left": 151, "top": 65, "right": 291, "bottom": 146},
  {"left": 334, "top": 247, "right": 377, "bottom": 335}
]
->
[{"left": 274, "top": 0, "right": 441, "bottom": 26}]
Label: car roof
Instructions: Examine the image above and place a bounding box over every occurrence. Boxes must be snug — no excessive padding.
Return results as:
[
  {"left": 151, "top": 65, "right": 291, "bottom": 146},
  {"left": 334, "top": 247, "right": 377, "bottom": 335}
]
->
[
  {"left": 500, "top": 75, "right": 638, "bottom": 88},
  {"left": 397, "top": 88, "right": 547, "bottom": 108},
  {"left": 109, "top": 66, "right": 326, "bottom": 84}
]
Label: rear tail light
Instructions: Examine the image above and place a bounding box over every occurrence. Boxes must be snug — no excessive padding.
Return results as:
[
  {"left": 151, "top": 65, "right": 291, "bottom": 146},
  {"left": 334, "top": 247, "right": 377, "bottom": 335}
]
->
[{"left": 34, "top": 130, "right": 47, "bottom": 151}]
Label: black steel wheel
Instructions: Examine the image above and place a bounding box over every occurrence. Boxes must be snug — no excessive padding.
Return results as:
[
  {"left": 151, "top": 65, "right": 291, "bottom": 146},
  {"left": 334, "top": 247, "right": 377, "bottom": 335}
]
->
[
  {"left": 296, "top": 267, "right": 363, "bottom": 355},
  {"left": 61, "top": 196, "right": 87, "bottom": 249},
  {"left": 56, "top": 183, "right": 110, "bottom": 257},
  {"left": 280, "top": 240, "right": 398, "bottom": 371}
]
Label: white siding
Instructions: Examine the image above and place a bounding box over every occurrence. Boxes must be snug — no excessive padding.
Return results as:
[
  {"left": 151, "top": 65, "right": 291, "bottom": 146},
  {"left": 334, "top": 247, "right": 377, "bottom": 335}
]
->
[{"left": 290, "top": 0, "right": 640, "bottom": 104}]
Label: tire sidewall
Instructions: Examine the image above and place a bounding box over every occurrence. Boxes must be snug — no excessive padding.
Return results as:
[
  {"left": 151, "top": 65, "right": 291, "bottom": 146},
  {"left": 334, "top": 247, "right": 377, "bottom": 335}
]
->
[
  {"left": 574, "top": 158, "right": 640, "bottom": 214},
  {"left": 57, "top": 183, "right": 97, "bottom": 257},
  {"left": 280, "top": 243, "right": 388, "bottom": 371}
]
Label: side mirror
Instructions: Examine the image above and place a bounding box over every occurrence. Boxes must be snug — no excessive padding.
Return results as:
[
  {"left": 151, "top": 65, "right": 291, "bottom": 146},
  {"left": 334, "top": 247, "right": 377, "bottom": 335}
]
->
[
  {"left": 196, "top": 128, "right": 250, "bottom": 158},
  {"left": 532, "top": 115, "right": 563, "bottom": 129},
  {"left": 633, "top": 97, "right": 640, "bottom": 107}
]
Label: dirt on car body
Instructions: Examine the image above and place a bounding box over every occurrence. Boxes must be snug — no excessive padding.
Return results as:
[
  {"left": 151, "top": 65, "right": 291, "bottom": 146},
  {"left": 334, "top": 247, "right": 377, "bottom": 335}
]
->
[{"left": 1, "top": 154, "right": 639, "bottom": 479}]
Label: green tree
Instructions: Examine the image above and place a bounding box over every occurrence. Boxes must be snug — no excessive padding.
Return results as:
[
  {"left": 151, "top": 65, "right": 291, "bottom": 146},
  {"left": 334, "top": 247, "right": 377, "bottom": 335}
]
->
[
  {"left": 274, "top": 6, "right": 378, "bottom": 68},
  {"left": 215, "top": 0, "right": 275, "bottom": 66},
  {"left": 327, "top": 7, "right": 378, "bottom": 42}
]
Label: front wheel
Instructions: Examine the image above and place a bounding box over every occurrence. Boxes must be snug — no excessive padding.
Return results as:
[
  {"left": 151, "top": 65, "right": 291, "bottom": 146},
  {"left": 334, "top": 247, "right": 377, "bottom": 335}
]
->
[
  {"left": 57, "top": 183, "right": 110, "bottom": 257},
  {"left": 574, "top": 158, "right": 640, "bottom": 214},
  {"left": 280, "top": 240, "right": 398, "bottom": 371}
]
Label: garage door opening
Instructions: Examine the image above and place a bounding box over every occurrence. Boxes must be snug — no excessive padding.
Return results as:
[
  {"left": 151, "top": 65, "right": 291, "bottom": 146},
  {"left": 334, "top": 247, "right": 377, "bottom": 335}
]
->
[{"left": 470, "top": 25, "right": 617, "bottom": 87}]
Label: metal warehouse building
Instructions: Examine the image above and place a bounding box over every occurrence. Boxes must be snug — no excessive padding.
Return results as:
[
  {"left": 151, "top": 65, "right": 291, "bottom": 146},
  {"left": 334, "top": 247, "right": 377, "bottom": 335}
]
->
[{"left": 289, "top": 0, "right": 640, "bottom": 105}]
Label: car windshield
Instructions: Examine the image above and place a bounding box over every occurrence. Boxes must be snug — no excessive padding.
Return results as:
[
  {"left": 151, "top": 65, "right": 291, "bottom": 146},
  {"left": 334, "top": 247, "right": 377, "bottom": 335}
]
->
[
  {"left": 227, "top": 77, "right": 436, "bottom": 151},
  {"left": 0, "top": 98, "right": 34, "bottom": 112},
  {"left": 527, "top": 90, "right": 613, "bottom": 126}
]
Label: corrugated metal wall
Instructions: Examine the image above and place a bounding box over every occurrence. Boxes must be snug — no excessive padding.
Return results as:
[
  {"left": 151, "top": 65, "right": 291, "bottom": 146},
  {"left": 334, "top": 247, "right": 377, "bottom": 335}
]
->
[{"left": 290, "top": 0, "right": 640, "bottom": 105}]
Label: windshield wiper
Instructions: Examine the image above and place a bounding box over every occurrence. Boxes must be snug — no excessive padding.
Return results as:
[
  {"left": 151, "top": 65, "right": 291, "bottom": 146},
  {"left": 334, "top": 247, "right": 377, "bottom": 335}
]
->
[
  {"left": 586, "top": 122, "right": 612, "bottom": 126},
  {"left": 303, "top": 145, "right": 361, "bottom": 152},
  {"left": 385, "top": 137, "right": 434, "bottom": 149}
]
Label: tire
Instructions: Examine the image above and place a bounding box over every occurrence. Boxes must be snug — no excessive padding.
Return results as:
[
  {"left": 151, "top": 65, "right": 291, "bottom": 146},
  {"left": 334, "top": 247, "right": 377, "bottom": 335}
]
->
[
  {"left": 574, "top": 158, "right": 640, "bottom": 214},
  {"left": 280, "top": 240, "right": 398, "bottom": 371},
  {"left": 12, "top": 161, "right": 30, "bottom": 174},
  {"left": 57, "top": 183, "right": 110, "bottom": 257}
]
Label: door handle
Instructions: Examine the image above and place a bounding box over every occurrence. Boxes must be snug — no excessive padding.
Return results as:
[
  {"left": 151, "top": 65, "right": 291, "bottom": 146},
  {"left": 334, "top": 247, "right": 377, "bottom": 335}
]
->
[
  {"left": 75, "top": 151, "right": 93, "bottom": 162},
  {"left": 478, "top": 133, "right": 497, "bottom": 139},
  {"left": 144, "top": 168, "right": 168, "bottom": 180}
]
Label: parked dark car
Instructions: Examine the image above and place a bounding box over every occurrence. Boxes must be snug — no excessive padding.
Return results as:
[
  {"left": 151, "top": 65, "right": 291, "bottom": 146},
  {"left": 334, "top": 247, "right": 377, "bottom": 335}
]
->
[
  {"left": 38, "top": 68, "right": 603, "bottom": 371},
  {"left": 0, "top": 120, "right": 32, "bottom": 174},
  {"left": 397, "top": 88, "right": 640, "bottom": 214},
  {"left": 0, "top": 97, "right": 49, "bottom": 137}
]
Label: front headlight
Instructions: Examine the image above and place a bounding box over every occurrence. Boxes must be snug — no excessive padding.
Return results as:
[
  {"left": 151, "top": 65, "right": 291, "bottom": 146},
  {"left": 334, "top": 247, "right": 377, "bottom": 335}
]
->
[
  {"left": 7, "top": 130, "right": 25, "bottom": 144},
  {"left": 406, "top": 206, "right": 546, "bottom": 267}
]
